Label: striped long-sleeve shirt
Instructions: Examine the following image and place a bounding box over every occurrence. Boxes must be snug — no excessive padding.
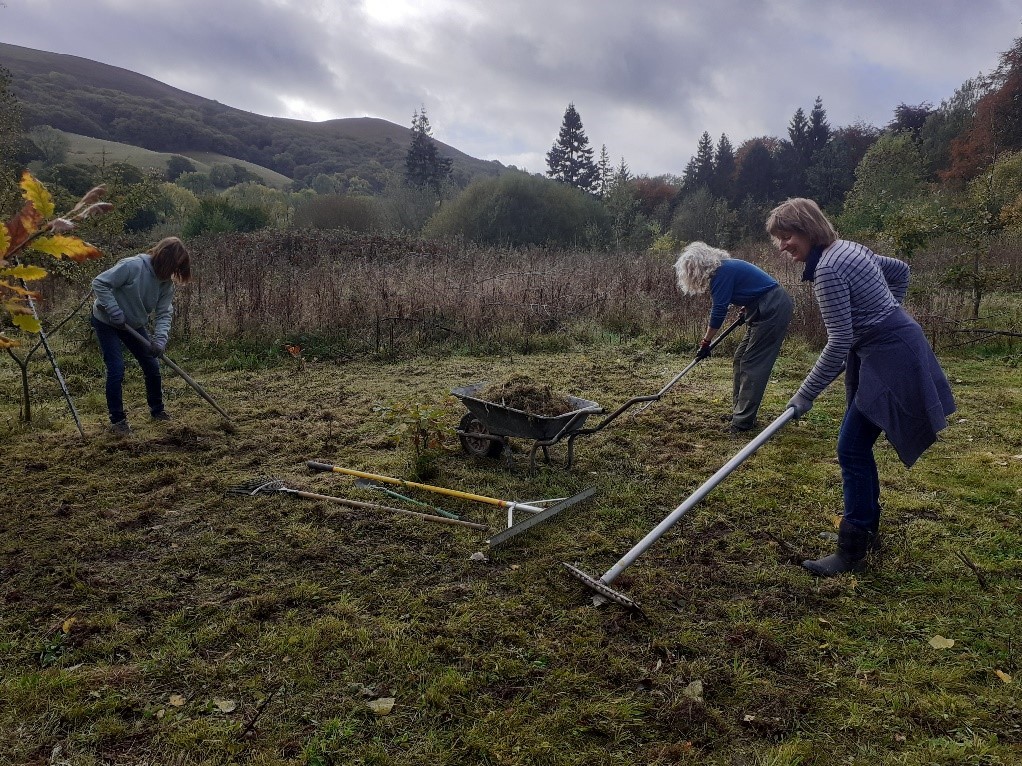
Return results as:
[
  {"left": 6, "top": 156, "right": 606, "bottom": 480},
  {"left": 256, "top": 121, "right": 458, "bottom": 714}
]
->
[{"left": 798, "top": 240, "right": 910, "bottom": 401}]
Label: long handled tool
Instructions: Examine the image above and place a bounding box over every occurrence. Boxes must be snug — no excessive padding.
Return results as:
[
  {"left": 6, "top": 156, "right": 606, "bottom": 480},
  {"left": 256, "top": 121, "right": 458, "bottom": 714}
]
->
[
  {"left": 629, "top": 312, "right": 747, "bottom": 418},
  {"left": 354, "top": 478, "right": 462, "bottom": 520},
  {"left": 563, "top": 407, "right": 797, "bottom": 610},
  {"left": 307, "top": 461, "right": 596, "bottom": 546},
  {"left": 20, "top": 287, "right": 87, "bottom": 436},
  {"left": 121, "top": 324, "right": 233, "bottom": 424},
  {"left": 227, "top": 477, "right": 488, "bottom": 531}
]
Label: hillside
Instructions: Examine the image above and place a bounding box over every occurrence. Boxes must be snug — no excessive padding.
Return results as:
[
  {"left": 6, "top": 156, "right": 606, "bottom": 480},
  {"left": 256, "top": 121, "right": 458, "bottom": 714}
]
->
[
  {"left": 0, "top": 42, "right": 506, "bottom": 189},
  {"left": 61, "top": 133, "right": 294, "bottom": 189}
]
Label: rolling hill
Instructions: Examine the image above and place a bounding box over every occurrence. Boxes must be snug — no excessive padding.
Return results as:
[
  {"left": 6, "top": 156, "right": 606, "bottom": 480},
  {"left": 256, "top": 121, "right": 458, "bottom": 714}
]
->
[{"left": 0, "top": 42, "right": 506, "bottom": 190}]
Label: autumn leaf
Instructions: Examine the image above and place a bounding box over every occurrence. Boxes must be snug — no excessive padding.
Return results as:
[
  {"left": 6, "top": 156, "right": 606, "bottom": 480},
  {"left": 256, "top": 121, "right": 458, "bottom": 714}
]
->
[
  {"left": 20, "top": 171, "right": 55, "bottom": 220},
  {"left": 213, "top": 698, "right": 238, "bottom": 713},
  {"left": 28, "top": 234, "right": 102, "bottom": 262},
  {"left": 367, "top": 697, "right": 396, "bottom": 716},
  {"left": 995, "top": 669, "right": 1012, "bottom": 684},
  {"left": 683, "top": 679, "right": 704, "bottom": 702},
  {"left": 928, "top": 635, "right": 955, "bottom": 649},
  {"left": 2, "top": 281, "right": 41, "bottom": 298},
  {"left": 5, "top": 201, "right": 43, "bottom": 251},
  {"left": 11, "top": 312, "right": 41, "bottom": 334},
  {"left": 168, "top": 694, "right": 186, "bottom": 707},
  {"left": 1, "top": 264, "right": 48, "bottom": 281},
  {"left": 0, "top": 222, "right": 9, "bottom": 257},
  {"left": 62, "top": 617, "right": 76, "bottom": 634}
]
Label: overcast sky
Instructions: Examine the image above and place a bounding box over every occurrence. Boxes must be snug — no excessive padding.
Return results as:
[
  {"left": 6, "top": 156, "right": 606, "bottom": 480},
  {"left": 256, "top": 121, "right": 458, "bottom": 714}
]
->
[{"left": 3, "top": 1, "right": 1020, "bottom": 176}]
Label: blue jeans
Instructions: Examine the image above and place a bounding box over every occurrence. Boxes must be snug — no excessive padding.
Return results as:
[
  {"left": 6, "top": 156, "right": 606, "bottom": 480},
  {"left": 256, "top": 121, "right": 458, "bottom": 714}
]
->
[
  {"left": 91, "top": 316, "right": 164, "bottom": 423},
  {"left": 837, "top": 401, "right": 883, "bottom": 531}
]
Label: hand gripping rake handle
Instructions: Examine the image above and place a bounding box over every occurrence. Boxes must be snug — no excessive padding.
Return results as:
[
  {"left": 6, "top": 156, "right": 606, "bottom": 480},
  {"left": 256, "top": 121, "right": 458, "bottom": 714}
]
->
[
  {"left": 121, "top": 325, "right": 233, "bottom": 424},
  {"left": 564, "top": 407, "right": 796, "bottom": 608},
  {"left": 629, "top": 313, "right": 748, "bottom": 416},
  {"left": 306, "top": 461, "right": 547, "bottom": 514},
  {"left": 588, "top": 313, "right": 749, "bottom": 427}
]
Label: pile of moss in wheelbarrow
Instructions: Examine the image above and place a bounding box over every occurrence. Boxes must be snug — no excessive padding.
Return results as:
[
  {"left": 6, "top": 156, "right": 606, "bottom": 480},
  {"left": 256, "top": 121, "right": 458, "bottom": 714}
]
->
[{"left": 477, "top": 373, "right": 575, "bottom": 416}]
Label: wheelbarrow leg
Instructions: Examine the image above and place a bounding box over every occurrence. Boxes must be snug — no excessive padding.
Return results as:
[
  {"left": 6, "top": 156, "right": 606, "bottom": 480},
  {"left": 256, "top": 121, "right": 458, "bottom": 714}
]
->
[{"left": 565, "top": 434, "right": 579, "bottom": 470}]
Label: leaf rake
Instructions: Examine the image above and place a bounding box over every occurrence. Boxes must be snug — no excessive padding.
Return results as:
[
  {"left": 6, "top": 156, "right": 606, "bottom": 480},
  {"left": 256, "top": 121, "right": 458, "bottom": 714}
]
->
[{"left": 227, "top": 477, "right": 487, "bottom": 531}]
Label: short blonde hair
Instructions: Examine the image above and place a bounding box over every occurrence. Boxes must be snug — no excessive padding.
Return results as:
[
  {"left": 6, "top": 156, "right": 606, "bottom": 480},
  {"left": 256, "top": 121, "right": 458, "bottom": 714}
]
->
[
  {"left": 765, "top": 198, "right": 838, "bottom": 247},
  {"left": 674, "top": 241, "right": 730, "bottom": 295}
]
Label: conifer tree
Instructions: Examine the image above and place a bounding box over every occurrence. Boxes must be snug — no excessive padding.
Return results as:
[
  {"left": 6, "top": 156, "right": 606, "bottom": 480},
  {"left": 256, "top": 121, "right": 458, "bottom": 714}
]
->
[
  {"left": 808, "top": 97, "right": 831, "bottom": 157},
  {"left": 682, "top": 131, "right": 715, "bottom": 193},
  {"left": 405, "top": 107, "right": 453, "bottom": 199},
  {"left": 546, "top": 103, "right": 599, "bottom": 192},
  {"left": 597, "top": 144, "right": 612, "bottom": 199},
  {"left": 712, "top": 133, "right": 736, "bottom": 200}
]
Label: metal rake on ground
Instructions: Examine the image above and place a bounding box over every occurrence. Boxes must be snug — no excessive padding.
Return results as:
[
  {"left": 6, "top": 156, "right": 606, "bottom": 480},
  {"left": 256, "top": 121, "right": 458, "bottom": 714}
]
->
[{"left": 227, "top": 477, "right": 488, "bottom": 531}]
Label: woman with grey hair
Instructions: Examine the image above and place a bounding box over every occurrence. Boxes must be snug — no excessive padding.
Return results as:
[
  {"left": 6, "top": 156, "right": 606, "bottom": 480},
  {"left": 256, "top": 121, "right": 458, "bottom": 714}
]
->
[
  {"left": 674, "top": 241, "right": 793, "bottom": 434},
  {"left": 766, "top": 198, "right": 955, "bottom": 576}
]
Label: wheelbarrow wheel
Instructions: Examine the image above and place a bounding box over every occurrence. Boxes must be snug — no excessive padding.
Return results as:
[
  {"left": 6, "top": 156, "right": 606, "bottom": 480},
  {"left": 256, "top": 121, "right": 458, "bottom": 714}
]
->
[{"left": 458, "top": 413, "right": 504, "bottom": 458}]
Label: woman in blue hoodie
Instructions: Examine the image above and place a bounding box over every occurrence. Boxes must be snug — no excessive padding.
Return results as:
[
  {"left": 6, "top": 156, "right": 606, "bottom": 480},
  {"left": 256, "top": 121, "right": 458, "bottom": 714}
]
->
[
  {"left": 675, "top": 241, "right": 793, "bottom": 434},
  {"left": 91, "top": 236, "right": 191, "bottom": 434},
  {"left": 766, "top": 198, "right": 955, "bottom": 576}
]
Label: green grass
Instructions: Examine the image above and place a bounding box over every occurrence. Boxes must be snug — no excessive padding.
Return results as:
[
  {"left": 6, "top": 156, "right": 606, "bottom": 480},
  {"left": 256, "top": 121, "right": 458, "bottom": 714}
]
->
[
  {"left": 61, "top": 132, "right": 294, "bottom": 188},
  {"left": 1, "top": 331, "right": 1019, "bottom": 765}
]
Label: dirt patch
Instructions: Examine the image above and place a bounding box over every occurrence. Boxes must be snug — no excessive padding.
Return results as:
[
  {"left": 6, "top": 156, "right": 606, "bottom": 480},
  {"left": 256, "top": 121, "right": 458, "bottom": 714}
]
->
[{"left": 478, "top": 374, "right": 574, "bottom": 416}]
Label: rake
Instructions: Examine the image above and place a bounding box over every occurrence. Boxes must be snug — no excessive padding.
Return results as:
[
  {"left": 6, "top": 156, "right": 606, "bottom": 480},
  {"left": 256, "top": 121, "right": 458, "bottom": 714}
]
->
[
  {"left": 563, "top": 407, "right": 797, "bottom": 611},
  {"left": 629, "top": 312, "right": 746, "bottom": 418},
  {"left": 227, "top": 477, "right": 488, "bottom": 531},
  {"left": 307, "top": 461, "right": 596, "bottom": 547},
  {"left": 353, "top": 478, "right": 461, "bottom": 520},
  {"left": 121, "top": 325, "right": 233, "bottom": 425}
]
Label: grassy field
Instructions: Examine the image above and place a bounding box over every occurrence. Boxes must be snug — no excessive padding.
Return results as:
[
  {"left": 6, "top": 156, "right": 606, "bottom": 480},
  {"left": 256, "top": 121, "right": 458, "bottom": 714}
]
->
[
  {"left": 1, "top": 319, "right": 1019, "bottom": 765},
  {"left": 61, "top": 132, "right": 293, "bottom": 189}
]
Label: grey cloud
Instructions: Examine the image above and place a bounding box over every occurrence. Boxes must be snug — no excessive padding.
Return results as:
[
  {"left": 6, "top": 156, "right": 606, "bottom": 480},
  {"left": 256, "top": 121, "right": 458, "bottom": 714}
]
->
[{"left": 1, "top": 0, "right": 1018, "bottom": 175}]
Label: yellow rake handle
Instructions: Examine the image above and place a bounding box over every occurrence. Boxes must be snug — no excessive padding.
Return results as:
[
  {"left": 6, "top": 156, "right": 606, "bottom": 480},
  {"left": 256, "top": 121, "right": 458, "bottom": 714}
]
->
[{"left": 305, "top": 461, "right": 545, "bottom": 513}]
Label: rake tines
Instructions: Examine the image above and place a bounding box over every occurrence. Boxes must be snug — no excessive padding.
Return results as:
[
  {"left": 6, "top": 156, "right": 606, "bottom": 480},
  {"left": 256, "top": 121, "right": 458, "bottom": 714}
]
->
[{"left": 226, "top": 477, "right": 285, "bottom": 495}]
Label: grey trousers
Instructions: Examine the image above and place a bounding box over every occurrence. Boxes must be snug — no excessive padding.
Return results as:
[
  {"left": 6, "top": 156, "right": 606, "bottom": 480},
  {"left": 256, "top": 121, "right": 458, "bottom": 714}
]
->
[{"left": 731, "top": 285, "right": 793, "bottom": 429}]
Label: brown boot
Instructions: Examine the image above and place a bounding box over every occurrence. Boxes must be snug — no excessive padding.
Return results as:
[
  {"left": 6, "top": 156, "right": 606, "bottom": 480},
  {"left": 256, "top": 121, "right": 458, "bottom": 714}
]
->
[{"left": 803, "top": 520, "right": 873, "bottom": 577}]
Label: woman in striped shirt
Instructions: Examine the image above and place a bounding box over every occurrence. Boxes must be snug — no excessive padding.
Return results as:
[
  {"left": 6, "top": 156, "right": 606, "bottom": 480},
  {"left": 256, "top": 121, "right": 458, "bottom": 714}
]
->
[{"left": 766, "top": 198, "right": 955, "bottom": 577}]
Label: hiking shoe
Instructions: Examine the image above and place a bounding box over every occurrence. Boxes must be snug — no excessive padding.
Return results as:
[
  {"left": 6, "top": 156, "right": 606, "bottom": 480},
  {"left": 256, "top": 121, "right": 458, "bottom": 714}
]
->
[
  {"left": 151, "top": 411, "right": 172, "bottom": 421},
  {"left": 110, "top": 419, "right": 131, "bottom": 434}
]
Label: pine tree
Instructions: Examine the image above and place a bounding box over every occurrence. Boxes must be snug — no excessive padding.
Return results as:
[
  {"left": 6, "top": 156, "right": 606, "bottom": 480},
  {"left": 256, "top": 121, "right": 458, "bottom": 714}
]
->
[
  {"left": 682, "top": 131, "right": 715, "bottom": 193},
  {"left": 597, "top": 144, "right": 612, "bottom": 198},
  {"left": 808, "top": 97, "right": 831, "bottom": 157},
  {"left": 546, "top": 103, "right": 599, "bottom": 192},
  {"left": 712, "top": 133, "right": 736, "bottom": 200},
  {"left": 405, "top": 107, "right": 453, "bottom": 199}
]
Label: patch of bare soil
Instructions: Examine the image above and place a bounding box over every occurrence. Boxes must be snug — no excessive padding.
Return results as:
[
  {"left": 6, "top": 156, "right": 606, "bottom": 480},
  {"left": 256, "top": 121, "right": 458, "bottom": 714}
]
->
[{"left": 478, "top": 374, "right": 574, "bottom": 416}]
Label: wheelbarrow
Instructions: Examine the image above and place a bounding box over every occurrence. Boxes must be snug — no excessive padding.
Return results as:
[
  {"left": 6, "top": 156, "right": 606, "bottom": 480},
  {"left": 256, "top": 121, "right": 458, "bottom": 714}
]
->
[{"left": 454, "top": 314, "right": 746, "bottom": 471}]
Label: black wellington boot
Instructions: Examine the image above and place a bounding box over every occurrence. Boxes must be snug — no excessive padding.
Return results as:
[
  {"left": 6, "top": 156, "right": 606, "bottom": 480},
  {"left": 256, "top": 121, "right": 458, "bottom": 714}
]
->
[{"left": 802, "top": 520, "right": 873, "bottom": 577}]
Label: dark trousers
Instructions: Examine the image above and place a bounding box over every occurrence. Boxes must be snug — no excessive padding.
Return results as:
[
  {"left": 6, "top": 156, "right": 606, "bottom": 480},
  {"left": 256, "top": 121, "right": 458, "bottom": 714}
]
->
[
  {"left": 837, "top": 401, "right": 883, "bottom": 531},
  {"left": 91, "top": 316, "right": 164, "bottom": 423},
  {"left": 732, "top": 286, "right": 793, "bottom": 429}
]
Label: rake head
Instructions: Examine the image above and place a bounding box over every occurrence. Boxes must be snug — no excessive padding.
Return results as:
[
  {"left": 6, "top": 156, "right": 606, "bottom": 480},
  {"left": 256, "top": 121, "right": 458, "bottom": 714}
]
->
[
  {"left": 562, "top": 562, "right": 644, "bottom": 614},
  {"left": 226, "top": 477, "right": 286, "bottom": 496}
]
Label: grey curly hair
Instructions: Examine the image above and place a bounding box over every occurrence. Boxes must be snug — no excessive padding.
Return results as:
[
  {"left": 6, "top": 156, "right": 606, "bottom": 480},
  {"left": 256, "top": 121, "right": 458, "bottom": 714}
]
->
[{"left": 674, "top": 241, "right": 730, "bottom": 296}]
